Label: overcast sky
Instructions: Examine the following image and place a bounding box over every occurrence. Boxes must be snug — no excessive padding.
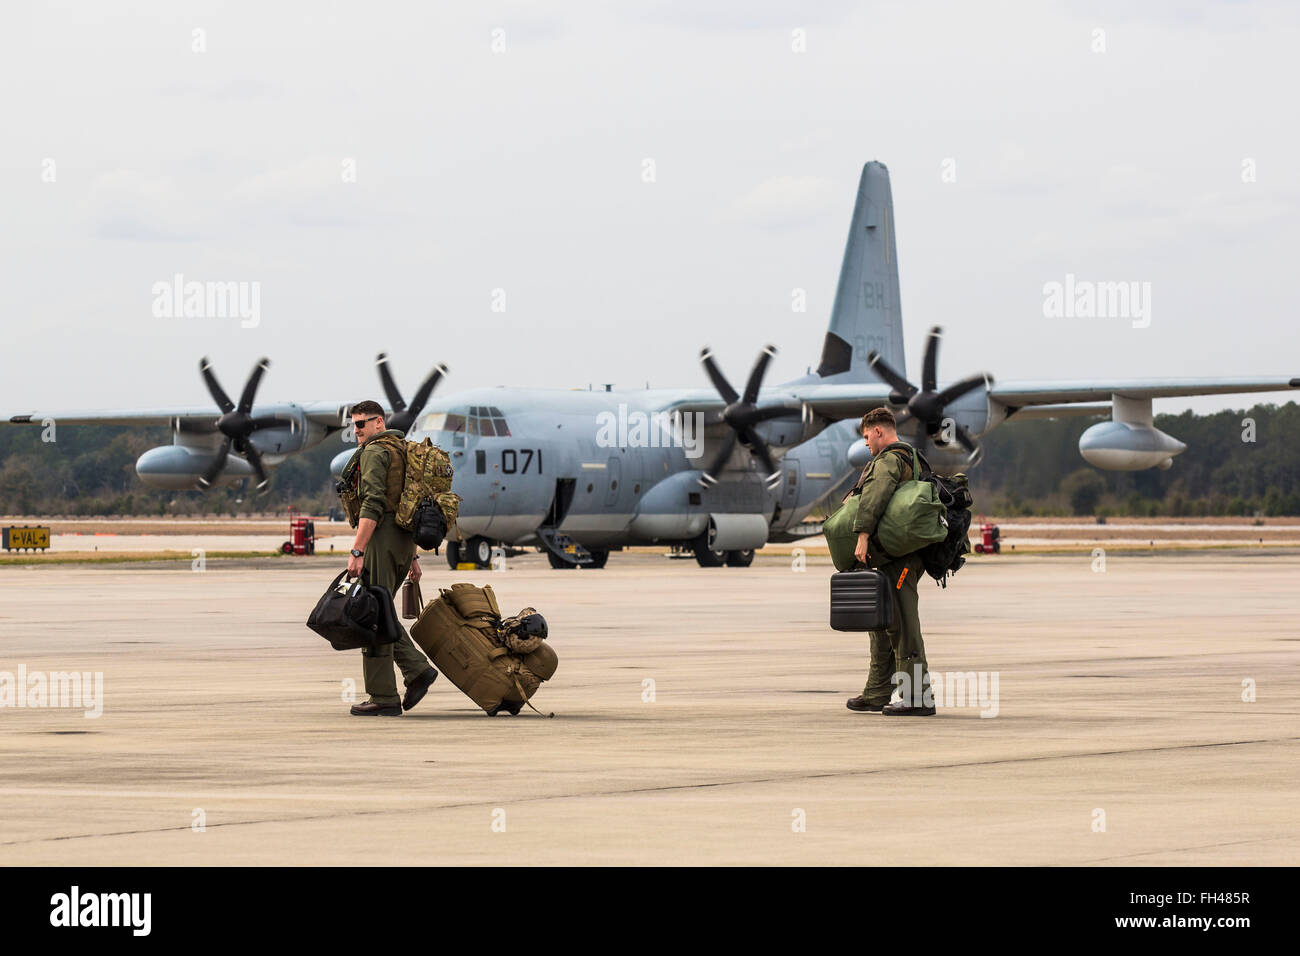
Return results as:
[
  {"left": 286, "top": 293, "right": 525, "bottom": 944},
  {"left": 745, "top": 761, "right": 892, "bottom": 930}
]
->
[{"left": 3, "top": 0, "right": 1297, "bottom": 418}]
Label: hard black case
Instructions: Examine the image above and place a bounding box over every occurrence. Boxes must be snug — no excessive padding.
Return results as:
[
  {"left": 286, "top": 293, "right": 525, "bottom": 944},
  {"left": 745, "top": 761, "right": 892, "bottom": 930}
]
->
[{"left": 829, "top": 569, "right": 895, "bottom": 632}]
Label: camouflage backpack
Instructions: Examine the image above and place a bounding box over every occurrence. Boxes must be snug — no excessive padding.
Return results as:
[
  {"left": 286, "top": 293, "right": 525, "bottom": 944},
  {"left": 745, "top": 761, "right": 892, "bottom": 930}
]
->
[
  {"left": 392, "top": 436, "right": 462, "bottom": 533},
  {"left": 340, "top": 435, "right": 462, "bottom": 537}
]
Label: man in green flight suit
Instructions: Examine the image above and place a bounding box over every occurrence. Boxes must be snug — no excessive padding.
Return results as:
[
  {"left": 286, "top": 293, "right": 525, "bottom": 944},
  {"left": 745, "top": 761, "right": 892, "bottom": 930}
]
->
[
  {"left": 338, "top": 400, "right": 438, "bottom": 717},
  {"left": 844, "top": 407, "right": 936, "bottom": 716}
]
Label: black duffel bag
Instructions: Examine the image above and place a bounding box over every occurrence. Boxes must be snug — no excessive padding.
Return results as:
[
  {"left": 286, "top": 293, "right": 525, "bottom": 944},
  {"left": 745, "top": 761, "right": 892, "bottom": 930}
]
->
[{"left": 307, "top": 569, "right": 401, "bottom": 651}]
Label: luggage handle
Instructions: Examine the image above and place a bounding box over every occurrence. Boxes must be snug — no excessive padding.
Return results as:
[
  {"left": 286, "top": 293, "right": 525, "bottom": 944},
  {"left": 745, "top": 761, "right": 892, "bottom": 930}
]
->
[{"left": 328, "top": 568, "right": 369, "bottom": 593}]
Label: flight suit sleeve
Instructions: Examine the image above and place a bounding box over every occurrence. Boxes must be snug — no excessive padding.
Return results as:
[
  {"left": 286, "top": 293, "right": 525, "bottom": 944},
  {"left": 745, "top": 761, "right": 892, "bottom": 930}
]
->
[
  {"left": 851, "top": 451, "right": 907, "bottom": 535},
  {"left": 358, "top": 444, "right": 391, "bottom": 524}
]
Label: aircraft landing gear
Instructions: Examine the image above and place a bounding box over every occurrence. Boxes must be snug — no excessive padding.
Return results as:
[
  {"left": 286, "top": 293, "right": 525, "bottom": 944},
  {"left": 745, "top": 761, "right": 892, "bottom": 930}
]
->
[
  {"left": 693, "top": 542, "right": 727, "bottom": 567},
  {"left": 546, "top": 546, "right": 608, "bottom": 569},
  {"left": 691, "top": 529, "right": 755, "bottom": 568},
  {"left": 466, "top": 535, "right": 495, "bottom": 569},
  {"left": 444, "top": 541, "right": 461, "bottom": 569}
]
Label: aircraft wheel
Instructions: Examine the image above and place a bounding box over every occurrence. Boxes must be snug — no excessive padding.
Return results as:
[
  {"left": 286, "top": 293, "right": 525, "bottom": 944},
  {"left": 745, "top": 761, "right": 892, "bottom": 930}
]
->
[
  {"left": 693, "top": 544, "right": 727, "bottom": 568},
  {"left": 547, "top": 550, "right": 575, "bottom": 569},
  {"left": 445, "top": 541, "right": 461, "bottom": 569},
  {"left": 585, "top": 549, "right": 610, "bottom": 569},
  {"left": 467, "top": 536, "right": 494, "bottom": 569},
  {"left": 724, "top": 549, "right": 754, "bottom": 567}
]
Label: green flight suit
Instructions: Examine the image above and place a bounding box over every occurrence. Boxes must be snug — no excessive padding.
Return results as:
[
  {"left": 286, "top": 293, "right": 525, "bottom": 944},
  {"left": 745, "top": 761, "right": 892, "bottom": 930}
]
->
[
  {"left": 347, "top": 429, "right": 432, "bottom": 707},
  {"left": 851, "top": 441, "right": 932, "bottom": 707}
]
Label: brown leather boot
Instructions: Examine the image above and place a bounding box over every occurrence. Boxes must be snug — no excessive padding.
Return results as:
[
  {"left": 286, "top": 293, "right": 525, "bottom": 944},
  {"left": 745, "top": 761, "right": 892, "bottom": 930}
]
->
[
  {"left": 845, "top": 696, "right": 886, "bottom": 713},
  {"left": 350, "top": 700, "right": 403, "bottom": 716}
]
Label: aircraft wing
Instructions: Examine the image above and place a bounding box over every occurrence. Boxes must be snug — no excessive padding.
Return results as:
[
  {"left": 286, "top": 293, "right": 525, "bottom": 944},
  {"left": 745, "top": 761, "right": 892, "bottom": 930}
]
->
[
  {"left": 7, "top": 400, "right": 358, "bottom": 429},
  {"left": 781, "top": 378, "right": 1300, "bottom": 420},
  {"left": 989, "top": 376, "right": 1300, "bottom": 411},
  {"left": 7, "top": 406, "right": 222, "bottom": 427},
  {"left": 653, "top": 384, "right": 895, "bottom": 420}
]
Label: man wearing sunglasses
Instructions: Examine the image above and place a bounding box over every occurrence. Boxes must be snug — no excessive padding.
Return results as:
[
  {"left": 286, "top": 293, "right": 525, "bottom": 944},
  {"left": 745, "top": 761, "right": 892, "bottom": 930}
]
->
[{"left": 338, "top": 400, "right": 438, "bottom": 716}]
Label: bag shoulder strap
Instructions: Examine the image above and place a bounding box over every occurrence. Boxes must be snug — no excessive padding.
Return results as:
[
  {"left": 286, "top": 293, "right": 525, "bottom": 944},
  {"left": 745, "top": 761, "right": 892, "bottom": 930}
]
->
[{"left": 510, "top": 673, "right": 555, "bottom": 718}]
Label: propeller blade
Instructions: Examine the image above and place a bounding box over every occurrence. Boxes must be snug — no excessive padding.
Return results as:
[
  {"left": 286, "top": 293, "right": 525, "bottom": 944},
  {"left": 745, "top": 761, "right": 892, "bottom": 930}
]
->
[
  {"left": 199, "top": 358, "right": 235, "bottom": 414},
  {"left": 236, "top": 358, "right": 270, "bottom": 414},
  {"left": 866, "top": 351, "right": 916, "bottom": 399},
  {"left": 741, "top": 345, "right": 776, "bottom": 406},
  {"left": 196, "top": 437, "right": 233, "bottom": 489},
  {"left": 954, "top": 423, "right": 979, "bottom": 453},
  {"left": 740, "top": 428, "right": 783, "bottom": 487},
  {"left": 376, "top": 353, "right": 406, "bottom": 412},
  {"left": 893, "top": 409, "right": 914, "bottom": 428},
  {"left": 698, "top": 430, "right": 737, "bottom": 487},
  {"left": 407, "top": 363, "right": 448, "bottom": 418},
  {"left": 934, "top": 373, "right": 989, "bottom": 407},
  {"left": 244, "top": 443, "right": 270, "bottom": 490},
  {"left": 699, "top": 349, "right": 739, "bottom": 405},
  {"left": 958, "top": 426, "right": 984, "bottom": 468},
  {"left": 922, "top": 327, "right": 942, "bottom": 393}
]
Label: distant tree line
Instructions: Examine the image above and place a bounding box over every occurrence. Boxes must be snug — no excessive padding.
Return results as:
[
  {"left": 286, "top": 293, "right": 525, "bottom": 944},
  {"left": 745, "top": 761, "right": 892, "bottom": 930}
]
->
[
  {"left": 0, "top": 424, "right": 349, "bottom": 516},
  {"left": 2, "top": 402, "right": 1297, "bottom": 517},
  {"left": 970, "top": 401, "right": 1300, "bottom": 517}
]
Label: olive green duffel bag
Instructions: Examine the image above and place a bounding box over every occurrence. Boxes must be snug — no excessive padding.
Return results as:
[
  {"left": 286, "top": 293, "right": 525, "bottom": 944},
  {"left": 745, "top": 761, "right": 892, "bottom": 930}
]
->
[
  {"left": 875, "top": 446, "right": 950, "bottom": 558},
  {"left": 822, "top": 496, "right": 862, "bottom": 572}
]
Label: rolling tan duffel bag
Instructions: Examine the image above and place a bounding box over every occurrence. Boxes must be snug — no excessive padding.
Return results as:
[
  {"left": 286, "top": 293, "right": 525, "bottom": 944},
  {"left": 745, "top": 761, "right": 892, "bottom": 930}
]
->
[{"left": 409, "top": 583, "right": 557, "bottom": 716}]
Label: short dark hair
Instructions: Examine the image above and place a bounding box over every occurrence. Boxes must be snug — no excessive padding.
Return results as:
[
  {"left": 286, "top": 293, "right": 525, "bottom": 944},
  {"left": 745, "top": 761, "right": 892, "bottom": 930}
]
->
[
  {"left": 860, "top": 407, "right": 897, "bottom": 432},
  {"left": 350, "top": 400, "right": 385, "bottom": 420}
]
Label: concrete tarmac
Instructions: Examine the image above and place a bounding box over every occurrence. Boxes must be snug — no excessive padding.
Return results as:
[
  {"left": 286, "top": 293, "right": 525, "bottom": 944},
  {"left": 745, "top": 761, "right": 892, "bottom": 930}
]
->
[{"left": 1, "top": 551, "right": 1297, "bottom": 865}]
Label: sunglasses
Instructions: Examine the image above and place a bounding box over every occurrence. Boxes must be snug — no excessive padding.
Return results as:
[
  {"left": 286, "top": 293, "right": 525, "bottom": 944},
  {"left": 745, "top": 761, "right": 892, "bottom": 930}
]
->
[{"left": 351, "top": 416, "right": 380, "bottom": 429}]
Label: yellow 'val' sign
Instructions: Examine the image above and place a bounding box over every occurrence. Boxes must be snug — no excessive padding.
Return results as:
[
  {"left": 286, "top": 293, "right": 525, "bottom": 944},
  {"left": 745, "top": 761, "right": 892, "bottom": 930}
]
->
[{"left": 2, "top": 526, "right": 51, "bottom": 551}]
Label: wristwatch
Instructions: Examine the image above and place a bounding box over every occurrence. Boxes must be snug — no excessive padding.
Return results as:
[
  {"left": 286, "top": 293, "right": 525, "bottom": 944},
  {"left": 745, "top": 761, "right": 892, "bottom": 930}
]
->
[{"left": 350, "top": 549, "right": 364, "bottom": 558}]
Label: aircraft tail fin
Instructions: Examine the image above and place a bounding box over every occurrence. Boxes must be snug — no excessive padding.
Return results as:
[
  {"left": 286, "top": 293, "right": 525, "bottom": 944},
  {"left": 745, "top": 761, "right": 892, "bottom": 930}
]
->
[{"left": 804, "top": 161, "right": 906, "bottom": 385}]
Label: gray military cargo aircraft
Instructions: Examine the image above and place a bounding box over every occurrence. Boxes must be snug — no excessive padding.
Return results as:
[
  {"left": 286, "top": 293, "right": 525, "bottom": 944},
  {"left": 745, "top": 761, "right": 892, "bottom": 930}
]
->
[{"left": 9, "top": 162, "right": 1297, "bottom": 569}]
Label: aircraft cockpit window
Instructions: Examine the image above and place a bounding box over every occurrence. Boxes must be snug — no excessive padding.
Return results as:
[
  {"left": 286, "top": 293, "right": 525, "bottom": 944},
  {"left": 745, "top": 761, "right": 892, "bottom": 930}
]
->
[
  {"left": 486, "top": 407, "right": 510, "bottom": 436},
  {"left": 438, "top": 406, "right": 509, "bottom": 441}
]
